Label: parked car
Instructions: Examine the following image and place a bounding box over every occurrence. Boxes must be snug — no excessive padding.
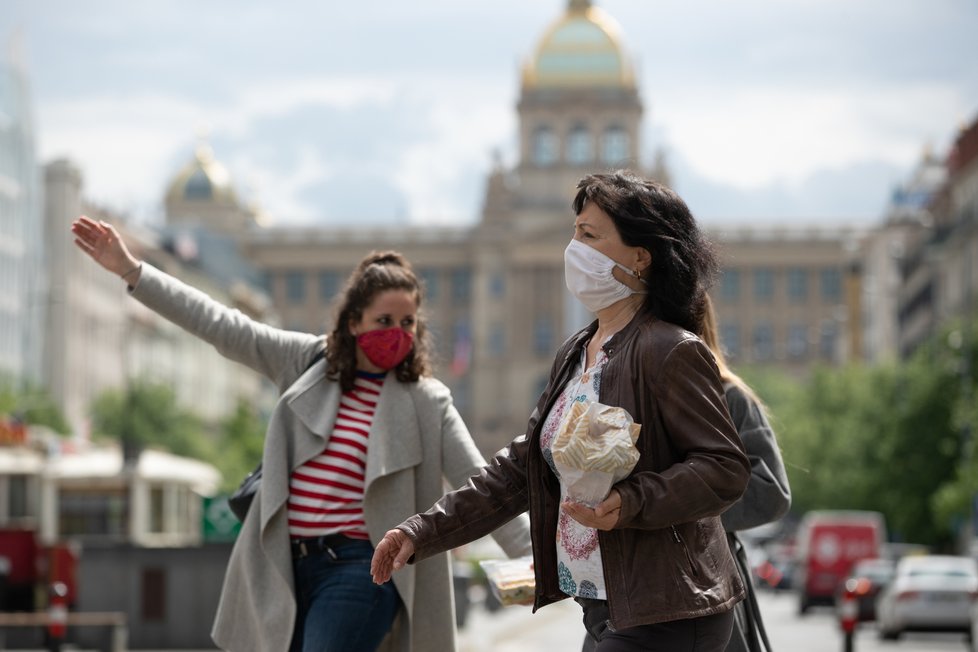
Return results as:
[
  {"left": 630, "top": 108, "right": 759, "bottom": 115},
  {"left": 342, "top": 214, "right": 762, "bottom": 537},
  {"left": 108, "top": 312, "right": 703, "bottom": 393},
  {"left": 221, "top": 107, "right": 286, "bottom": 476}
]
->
[
  {"left": 834, "top": 557, "right": 895, "bottom": 622},
  {"left": 753, "top": 543, "right": 795, "bottom": 591},
  {"left": 876, "top": 555, "right": 978, "bottom": 641},
  {"left": 971, "top": 596, "right": 977, "bottom": 652},
  {"left": 794, "top": 510, "right": 887, "bottom": 614}
]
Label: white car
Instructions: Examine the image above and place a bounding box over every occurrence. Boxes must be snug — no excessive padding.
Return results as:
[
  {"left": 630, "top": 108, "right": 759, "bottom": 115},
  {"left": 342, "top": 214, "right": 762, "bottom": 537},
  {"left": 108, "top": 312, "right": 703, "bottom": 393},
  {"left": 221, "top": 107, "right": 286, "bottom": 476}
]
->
[{"left": 876, "top": 555, "right": 978, "bottom": 640}]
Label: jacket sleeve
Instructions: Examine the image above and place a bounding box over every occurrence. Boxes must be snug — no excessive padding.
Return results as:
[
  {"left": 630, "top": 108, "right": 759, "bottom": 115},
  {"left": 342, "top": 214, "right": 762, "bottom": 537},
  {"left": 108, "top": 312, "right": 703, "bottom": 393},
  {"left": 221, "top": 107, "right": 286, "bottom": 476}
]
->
[
  {"left": 400, "top": 414, "right": 535, "bottom": 563},
  {"left": 129, "top": 263, "right": 322, "bottom": 389},
  {"left": 615, "top": 337, "right": 751, "bottom": 529},
  {"left": 719, "top": 384, "right": 791, "bottom": 531},
  {"left": 435, "top": 388, "right": 533, "bottom": 558}
]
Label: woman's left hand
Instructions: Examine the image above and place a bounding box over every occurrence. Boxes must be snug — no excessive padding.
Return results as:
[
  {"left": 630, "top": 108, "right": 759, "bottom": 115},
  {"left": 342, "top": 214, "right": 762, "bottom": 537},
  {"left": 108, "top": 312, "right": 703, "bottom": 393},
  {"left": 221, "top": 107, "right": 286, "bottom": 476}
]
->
[{"left": 562, "top": 489, "right": 621, "bottom": 530}]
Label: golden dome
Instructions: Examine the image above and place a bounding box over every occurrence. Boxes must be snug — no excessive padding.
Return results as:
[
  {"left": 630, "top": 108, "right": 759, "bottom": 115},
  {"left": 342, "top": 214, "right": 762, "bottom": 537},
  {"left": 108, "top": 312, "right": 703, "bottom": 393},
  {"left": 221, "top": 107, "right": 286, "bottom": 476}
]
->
[
  {"left": 165, "top": 143, "right": 238, "bottom": 205},
  {"left": 522, "top": 0, "right": 634, "bottom": 89}
]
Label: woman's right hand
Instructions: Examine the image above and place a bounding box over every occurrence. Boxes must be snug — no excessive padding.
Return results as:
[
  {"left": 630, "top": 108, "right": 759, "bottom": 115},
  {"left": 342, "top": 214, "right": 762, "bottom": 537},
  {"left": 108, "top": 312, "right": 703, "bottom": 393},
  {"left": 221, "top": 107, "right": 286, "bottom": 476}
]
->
[
  {"left": 71, "top": 216, "right": 142, "bottom": 281},
  {"left": 370, "top": 528, "right": 415, "bottom": 585}
]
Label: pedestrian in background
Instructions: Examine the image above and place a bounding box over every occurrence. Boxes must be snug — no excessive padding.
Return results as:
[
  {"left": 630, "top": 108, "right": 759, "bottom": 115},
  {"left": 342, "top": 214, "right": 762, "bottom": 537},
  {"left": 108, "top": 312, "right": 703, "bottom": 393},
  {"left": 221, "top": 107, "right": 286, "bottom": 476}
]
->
[
  {"left": 699, "top": 293, "right": 791, "bottom": 652},
  {"left": 70, "top": 216, "right": 531, "bottom": 652},
  {"left": 371, "top": 171, "right": 751, "bottom": 652}
]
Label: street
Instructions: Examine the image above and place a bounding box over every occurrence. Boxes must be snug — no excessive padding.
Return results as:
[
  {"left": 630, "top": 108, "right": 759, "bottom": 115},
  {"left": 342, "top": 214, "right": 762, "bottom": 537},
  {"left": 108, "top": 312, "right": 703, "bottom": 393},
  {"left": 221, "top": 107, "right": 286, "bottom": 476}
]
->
[{"left": 459, "top": 589, "right": 974, "bottom": 652}]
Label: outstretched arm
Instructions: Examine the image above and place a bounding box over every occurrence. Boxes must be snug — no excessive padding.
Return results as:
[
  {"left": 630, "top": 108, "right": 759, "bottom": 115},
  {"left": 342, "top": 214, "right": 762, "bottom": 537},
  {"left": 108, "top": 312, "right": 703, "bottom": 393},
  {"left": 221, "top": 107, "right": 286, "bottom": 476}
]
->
[{"left": 71, "top": 216, "right": 143, "bottom": 284}]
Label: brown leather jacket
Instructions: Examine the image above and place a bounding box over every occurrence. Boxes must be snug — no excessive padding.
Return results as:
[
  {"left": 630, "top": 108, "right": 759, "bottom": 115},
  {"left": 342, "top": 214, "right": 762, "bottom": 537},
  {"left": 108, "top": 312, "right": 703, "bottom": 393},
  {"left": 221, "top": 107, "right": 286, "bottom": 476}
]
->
[{"left": 400, "top": 313, "right": 751, "bottom": 629}]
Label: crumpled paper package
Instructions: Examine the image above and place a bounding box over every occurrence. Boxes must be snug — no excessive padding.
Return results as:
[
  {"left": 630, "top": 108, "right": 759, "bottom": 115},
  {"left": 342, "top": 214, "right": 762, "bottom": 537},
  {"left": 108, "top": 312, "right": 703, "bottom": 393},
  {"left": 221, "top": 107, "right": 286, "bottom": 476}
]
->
[{"left": 551, "top": 401, "right": 641, "bottom": 507}]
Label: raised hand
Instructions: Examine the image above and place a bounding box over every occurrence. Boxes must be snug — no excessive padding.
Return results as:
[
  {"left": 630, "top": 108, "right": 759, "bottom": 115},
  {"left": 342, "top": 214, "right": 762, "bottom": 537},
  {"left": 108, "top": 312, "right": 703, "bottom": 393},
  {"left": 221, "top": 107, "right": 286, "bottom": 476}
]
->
[
  {"left": 370, "top": 528, "right": 415, "bottom": 585},
  {"left": 71, "top": 216, "right": 142, "bottom": 280}
]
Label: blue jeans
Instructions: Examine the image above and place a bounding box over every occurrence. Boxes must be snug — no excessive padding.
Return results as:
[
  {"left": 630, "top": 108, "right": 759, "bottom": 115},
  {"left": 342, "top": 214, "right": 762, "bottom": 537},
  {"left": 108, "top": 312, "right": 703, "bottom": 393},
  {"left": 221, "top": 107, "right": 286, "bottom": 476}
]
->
[{"left": 290, "top": 539, "right": 400, "bottom": 652}]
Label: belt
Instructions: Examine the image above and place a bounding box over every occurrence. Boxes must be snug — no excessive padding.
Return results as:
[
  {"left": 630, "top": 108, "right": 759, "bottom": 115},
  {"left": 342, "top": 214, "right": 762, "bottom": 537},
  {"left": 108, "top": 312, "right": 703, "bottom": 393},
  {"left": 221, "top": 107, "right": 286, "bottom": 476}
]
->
[{"left": 290, "top": 534, "right": 358, "bottom": 560}]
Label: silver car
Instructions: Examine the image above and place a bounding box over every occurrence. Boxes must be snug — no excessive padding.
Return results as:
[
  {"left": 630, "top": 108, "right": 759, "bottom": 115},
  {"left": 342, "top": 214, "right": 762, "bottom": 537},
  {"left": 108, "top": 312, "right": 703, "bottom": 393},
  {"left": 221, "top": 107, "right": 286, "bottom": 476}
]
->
[{"left": 876, "top": 555, "right": 978, "bottom": 640}]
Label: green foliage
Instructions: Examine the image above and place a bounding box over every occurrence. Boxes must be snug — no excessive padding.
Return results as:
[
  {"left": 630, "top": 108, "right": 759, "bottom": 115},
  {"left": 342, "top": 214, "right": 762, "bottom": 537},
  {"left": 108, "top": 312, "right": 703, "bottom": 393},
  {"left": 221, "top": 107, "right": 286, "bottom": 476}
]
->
[
  {"left": 213, "top": 399, "right": 268, "bottom": 493},
  {"left": 743, "top": 316, "right": 977, "bottom": 548},
  {"left": 90, "top": 381, "right": 212, "bottom": 460},
  {"left": 89, "top": 382, "right": 269, "bottom": 492},
  {"left": 0, "top": 379, "right": 71, "bottom": 434}
]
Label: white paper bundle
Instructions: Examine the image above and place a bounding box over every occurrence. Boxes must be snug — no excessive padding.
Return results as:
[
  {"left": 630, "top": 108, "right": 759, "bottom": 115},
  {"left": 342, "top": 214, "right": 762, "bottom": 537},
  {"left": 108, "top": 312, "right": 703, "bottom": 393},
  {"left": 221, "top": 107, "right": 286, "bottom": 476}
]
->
[{"left": 551, "top": 401, "right": 641, "bottom": 507}]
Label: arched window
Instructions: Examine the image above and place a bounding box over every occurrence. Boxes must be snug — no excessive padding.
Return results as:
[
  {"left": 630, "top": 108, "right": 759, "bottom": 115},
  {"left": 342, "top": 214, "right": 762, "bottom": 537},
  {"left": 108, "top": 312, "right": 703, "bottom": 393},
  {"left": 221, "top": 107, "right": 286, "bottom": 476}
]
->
[
  {"left": 532, "top": 126, "right": 558, "bottom": 166},
  {"left": 601, "top": 126, "right": 629, "bottom": 165},
  {"left": 567, "top": 125, "right": 592, "bottom": 165}
]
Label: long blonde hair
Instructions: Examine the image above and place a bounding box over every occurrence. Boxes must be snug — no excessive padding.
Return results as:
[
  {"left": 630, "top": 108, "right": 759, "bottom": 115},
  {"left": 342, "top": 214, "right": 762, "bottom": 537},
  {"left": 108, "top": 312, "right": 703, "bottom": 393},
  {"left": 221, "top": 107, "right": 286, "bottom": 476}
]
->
[{"left": 700, "top": 293, "right": 765, "bottom": 410}]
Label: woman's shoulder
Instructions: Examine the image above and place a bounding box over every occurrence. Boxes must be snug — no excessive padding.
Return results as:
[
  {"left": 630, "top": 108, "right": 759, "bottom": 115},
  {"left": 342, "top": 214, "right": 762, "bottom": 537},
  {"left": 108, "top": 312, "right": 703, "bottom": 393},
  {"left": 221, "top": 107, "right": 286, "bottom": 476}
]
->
[
  {"left": 408, "top": 375, "right": 452, "bottom": 403},
  {"left": 635, "top": 318, "right": 705, "bottom": 358}
]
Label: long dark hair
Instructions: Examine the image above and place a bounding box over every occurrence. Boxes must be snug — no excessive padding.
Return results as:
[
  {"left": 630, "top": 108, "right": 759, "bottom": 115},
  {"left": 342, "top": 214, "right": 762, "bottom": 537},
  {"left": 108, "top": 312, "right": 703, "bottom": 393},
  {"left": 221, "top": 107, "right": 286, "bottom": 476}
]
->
[
  {"left": 572, "top": 170, "right": 719, "bottom": 333},
  {"left": 325, "top": 251, "right": 432, "bottom": 392}
]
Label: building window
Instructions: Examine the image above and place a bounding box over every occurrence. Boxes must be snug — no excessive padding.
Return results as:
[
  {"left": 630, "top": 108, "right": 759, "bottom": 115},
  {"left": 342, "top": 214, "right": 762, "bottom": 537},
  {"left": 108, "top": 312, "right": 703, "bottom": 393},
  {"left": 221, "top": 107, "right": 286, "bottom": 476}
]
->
[
  {"left": 489, "top": 322, "right": 506, "bottom": 356},
  {"left": 821, "top": 268, "right": 842, "bottom": 302},
  {"left": 534, "top": 374, "right": 550, "bottom": 401},
  {"left": 532, "top": 126, "right": 558, "bottom": 166},
  {"left": 285, "top": 271, "right": 306, "bottom": 303},
  {"left": 450, "top": 319, "right": 472, "bottom": 376},
  {"left": 753, "top": 268, "right": 775, "bottom": 302},
  {"left": 149, "top": 485, "right": 165, "bottom": 534},
  {"left": 319, "top": 271, "right": 340, "bottom": 302},
  {"left": 752, "top": 322, "right": 773, "bottom": 361},
  {"left": 819, "top": 320, "right": 838, "bottom": 360},
  {"left": 489, "top": 272, "right": 505, "bottom": 299},
  {"left": 533, "top": 316, "right": 553, "bottom": 356},
  {"left": 601, "top": 126, "right": 629, "bottom": 164},
  {"left": 451, "top": 268, "right": 472, "bottom": 303},
  {"left": 787, "top": 268, "right": 808, "bottom": 303},
  {"left": 720, "top": 323, "right": 740, "bottom": 359},
  {"left": 787, "top": 323, "right": 808, "bottom": 359},
  {"left": 141, "top": 568, "right": 166, "bottom": 621},
  {"left": 6, "top": 474, "right": 31, "bottom": 519},
  {"left": 720, "top": 270, "right": 740, "bottom": 301},
  {"left": 567, "top": 125, "right": 592, "bottom": 165},
  {"left": 419, "top": 268, "right": 439, "bottom": 300},
  {"left": 59, "top": 488, "right": 129, "bottom": 538}
]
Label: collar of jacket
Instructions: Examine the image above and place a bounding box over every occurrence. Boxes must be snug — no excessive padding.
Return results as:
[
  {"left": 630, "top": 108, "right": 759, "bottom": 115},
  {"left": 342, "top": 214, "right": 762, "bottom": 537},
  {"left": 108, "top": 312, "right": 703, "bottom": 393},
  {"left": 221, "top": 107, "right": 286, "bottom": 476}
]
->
[
  {"left": 564, "top": 309, "right": 654, "bottom": 367},
  {"left": 284, "top": 361, "right": 423, "bottom": 483}
]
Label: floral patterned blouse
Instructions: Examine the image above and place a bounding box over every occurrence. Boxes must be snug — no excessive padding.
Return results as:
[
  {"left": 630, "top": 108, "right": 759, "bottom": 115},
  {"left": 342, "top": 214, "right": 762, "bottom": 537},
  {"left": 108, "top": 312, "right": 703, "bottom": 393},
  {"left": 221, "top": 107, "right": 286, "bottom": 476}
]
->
[{"left": 539, "top": 338, "right": 611, "bottom": 600}]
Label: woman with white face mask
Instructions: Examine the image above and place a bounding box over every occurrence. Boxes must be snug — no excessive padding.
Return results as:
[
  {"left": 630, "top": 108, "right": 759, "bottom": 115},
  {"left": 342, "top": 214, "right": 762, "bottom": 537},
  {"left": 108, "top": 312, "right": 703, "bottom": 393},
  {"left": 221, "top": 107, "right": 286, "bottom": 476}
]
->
[
  {"left": 373, "top": 171, "right": 751, "bottom": 652},
  {"left": 70, "top": 217, "right": 532, "bottom": 652}
]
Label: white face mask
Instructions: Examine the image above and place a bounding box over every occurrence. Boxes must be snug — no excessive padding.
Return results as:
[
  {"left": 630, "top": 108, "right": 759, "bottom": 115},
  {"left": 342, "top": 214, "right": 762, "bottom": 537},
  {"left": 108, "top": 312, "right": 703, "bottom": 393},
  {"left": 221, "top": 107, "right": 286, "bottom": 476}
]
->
[{"left": 564, "top": 239, "right": 647, "bottom": 313}]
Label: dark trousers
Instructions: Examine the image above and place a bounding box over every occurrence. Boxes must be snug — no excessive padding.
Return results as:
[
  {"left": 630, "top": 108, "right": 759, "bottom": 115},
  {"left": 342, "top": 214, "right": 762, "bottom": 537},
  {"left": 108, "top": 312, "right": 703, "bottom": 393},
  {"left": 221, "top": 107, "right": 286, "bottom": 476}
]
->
[{"left": 578, "top": 597, "right": 734, "bottom": 652}]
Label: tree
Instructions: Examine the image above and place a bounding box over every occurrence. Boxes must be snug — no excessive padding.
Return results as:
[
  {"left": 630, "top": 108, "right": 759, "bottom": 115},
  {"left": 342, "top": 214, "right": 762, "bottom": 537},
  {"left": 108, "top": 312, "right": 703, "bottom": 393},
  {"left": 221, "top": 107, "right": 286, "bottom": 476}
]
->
[
  {"left": 90, "top": 381, "right": 212, "bottom": 461},
  {"left": 744, "top": 323, "right": 971, "bottom": 548},
  {"left": 0, "top": 379, "right": 70, "bottom": 435},
  {"left": 215, "top": 399, "right": 268, "bottom": 493}
]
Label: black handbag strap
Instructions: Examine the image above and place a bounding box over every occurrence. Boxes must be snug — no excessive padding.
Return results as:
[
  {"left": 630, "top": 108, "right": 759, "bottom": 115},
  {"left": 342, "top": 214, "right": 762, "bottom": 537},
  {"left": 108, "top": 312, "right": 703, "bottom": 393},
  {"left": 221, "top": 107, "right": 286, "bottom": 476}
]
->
[{"left": 733, "top": 533, "right": 774, "bottom": 652}]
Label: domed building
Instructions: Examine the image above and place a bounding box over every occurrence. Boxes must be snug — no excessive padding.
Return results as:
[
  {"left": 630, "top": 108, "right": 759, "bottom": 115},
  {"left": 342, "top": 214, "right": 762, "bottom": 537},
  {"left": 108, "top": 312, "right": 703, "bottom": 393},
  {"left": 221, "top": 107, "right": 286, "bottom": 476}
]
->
[
  {"left": 245, "top": 0, "right": 661, "bottom": 456},
  {"left": 241, "top": 0, "right": 865, "bottom": 458},
  {"left": 164, "top": 142, "right": 262, "bottom": 234},
  {"left": 488, "top": 0, "right": 649, "bottom": 215}
]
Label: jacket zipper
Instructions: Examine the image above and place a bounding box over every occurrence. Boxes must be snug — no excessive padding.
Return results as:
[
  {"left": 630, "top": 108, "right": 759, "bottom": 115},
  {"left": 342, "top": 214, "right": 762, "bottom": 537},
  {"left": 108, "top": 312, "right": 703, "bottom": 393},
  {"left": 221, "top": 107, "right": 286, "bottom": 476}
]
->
[{"left": 671, "top": 526, "right": 699, "bottom": 577}]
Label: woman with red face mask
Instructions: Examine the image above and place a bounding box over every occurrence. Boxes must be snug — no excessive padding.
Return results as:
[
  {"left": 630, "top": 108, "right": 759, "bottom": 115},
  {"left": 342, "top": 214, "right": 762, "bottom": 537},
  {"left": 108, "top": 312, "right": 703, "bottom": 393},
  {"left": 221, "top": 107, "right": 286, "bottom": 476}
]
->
[{"left": 70, "top": 216, "right": 531, "bottom": 652}]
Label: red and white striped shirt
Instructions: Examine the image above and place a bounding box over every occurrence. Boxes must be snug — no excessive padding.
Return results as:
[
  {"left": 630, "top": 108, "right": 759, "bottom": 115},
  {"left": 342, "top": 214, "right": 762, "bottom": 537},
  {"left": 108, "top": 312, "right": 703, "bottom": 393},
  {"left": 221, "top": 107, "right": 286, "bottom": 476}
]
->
[{"left": 287, "top": 371, "right": 385, "bottom": 539}]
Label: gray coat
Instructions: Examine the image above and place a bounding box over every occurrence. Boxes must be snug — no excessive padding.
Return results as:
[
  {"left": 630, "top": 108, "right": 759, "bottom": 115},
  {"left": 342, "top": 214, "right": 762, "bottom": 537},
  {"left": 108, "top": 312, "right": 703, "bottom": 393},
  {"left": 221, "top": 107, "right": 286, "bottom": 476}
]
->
[
  {"left": 721, "top": 383, "right": 791, "bottom": 652},
  {"left": 129, "top": 264, "right": 532, "bottom": 652}
]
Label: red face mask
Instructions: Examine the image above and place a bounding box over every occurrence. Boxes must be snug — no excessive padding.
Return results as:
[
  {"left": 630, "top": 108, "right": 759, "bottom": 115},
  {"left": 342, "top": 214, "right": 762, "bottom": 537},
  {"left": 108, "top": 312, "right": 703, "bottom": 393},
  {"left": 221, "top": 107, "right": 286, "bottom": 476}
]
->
[{"left": 356, "top": 327, "right": 415, "bottom": 370}]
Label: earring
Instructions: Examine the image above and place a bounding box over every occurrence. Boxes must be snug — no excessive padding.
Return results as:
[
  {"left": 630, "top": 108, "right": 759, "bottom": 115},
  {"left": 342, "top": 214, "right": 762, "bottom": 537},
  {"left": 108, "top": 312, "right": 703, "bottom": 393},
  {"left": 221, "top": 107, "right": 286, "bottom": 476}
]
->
[{"left": 632, "top": 268, "right": 642, "bottom": 278}]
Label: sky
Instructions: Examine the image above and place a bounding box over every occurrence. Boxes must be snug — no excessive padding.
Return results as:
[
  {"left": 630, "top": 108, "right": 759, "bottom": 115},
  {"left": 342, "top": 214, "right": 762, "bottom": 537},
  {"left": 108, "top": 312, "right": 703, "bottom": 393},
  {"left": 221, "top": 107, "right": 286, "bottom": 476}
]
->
[{"left": 2, "top": 0, "right": 977, "bottom": 229}]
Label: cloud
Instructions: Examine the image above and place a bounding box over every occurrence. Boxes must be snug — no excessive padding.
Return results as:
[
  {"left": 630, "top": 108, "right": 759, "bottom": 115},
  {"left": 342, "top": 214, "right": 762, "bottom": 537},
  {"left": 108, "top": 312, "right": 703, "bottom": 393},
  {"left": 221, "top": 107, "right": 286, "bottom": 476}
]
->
[{"left": 654, "top": 82, "right": 968, "bottom": 190}]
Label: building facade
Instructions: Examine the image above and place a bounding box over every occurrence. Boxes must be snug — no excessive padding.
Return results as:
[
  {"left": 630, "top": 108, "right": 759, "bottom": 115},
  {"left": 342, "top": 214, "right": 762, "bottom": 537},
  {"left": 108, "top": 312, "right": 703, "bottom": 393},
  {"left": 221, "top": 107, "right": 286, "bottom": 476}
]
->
[
  {"left": 0, "top": 38, "right": 42, "bottom": 385},
  {"left": 42, "top": 159, "right": 273, "bottom": 438},
  {"left": 203, "top": 0, "right": 865, "bottom": 457}
]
